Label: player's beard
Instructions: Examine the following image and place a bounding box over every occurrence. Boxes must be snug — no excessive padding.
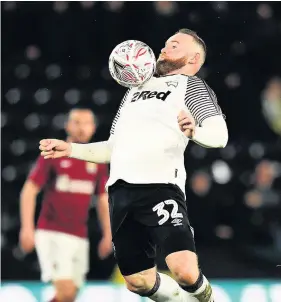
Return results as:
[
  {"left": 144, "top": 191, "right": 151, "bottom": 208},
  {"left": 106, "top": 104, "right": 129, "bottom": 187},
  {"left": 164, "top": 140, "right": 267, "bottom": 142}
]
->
[{"left": 156, "top": 56, "right": 187, "bottom": 76}]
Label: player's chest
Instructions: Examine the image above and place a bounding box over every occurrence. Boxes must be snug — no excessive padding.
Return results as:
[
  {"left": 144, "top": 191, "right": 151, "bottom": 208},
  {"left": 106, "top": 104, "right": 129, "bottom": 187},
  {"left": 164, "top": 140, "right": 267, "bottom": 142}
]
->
[
  {"left": 52, "top": 159, "right": 97, "bottom": 195},
  {"left": 53, "top": 159, "right": 98, "bottom": 180},
  {"left": 128, "top": 77, "right": 185, "bottom": 110}
]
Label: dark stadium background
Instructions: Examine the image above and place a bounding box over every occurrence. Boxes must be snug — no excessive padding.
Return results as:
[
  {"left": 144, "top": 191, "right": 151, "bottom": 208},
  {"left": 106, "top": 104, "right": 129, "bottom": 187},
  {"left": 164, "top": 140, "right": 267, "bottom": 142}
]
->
[{"left": 1, "top": 0, "right": 281, "bottom": 289}]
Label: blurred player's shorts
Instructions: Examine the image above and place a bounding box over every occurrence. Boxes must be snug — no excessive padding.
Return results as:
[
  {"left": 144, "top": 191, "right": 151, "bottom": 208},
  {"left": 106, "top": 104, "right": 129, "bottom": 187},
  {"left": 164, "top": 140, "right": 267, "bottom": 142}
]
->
[{"left": 35, "top": 230, "right": 89, "bottom": 287}]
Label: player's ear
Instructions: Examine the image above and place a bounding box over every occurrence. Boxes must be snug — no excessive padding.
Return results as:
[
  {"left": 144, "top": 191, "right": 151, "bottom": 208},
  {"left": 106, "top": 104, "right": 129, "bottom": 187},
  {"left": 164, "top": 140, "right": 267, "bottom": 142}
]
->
[
  {"left": 92, "top": 123, "right": 97, "bottom": 135},
  {"left": 188, "top": 53, "right": 200, "bottom": 64},
  {"left": 64, "top": 120, "right": 70, "bottom": 133}
]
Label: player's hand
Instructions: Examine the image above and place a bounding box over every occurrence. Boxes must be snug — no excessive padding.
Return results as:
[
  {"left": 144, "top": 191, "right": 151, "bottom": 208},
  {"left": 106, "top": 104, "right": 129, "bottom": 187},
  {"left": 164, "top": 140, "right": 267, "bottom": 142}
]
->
[
  {"left": 98, "top": 235, "right": 113, "bottom": 260},
  {"left": 19, "top": 227, "right": 35, "bottom": 253},
  {"left": 39, "top": 139, "right": 72, "bottom": 159},
  {"left": 177, "top": 110, "right": 196, "bottom": 138}
]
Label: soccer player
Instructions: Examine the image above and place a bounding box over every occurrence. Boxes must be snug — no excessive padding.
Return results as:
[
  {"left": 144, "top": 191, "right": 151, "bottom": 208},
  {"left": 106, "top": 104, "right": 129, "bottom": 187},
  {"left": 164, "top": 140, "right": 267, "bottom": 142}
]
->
[
  {"left": 39, "top": 29, "right": 228, "bottom": 302},
  {"left": 19, "top": 108, "right": 112, "bottom": 302}
]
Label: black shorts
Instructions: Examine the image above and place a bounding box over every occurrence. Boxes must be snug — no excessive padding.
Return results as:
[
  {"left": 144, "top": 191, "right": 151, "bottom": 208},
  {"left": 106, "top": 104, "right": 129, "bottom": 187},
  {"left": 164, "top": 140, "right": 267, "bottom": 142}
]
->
[{"left": 108, "top": 180, "right": 196, "bottom": 276}]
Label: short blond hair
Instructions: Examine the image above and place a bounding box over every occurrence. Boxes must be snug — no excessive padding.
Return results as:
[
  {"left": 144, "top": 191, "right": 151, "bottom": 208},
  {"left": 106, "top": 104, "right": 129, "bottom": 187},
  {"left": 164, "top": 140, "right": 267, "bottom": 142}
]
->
[{"left": 177, "top": 28, "right": 207, "bottom": 62}]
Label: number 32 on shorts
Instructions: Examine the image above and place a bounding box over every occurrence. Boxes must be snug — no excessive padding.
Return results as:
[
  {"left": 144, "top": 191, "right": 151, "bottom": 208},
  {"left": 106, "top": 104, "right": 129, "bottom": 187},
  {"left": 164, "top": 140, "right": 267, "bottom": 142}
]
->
[{"left": 152, "top": 199, "right": 183, "bottom": 225}]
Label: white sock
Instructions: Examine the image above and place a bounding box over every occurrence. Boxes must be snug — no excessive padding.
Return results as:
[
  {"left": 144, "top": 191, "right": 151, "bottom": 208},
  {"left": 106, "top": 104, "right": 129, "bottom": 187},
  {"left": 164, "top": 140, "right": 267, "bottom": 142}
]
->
[
  {"left": 147, "top": 273, "right": 183, "bottom": 302},
  {"left": 181, "top": 275, "right": 214, "bottom": 302}
]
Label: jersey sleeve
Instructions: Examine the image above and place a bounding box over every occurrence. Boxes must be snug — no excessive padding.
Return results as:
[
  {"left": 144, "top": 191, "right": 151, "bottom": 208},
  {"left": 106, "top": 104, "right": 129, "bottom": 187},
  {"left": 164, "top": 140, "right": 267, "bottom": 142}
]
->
[
  {"left": 184, "top": 76, "right": 225, "bottom": 125},
  {"left": 110, "top": 88, "right": 131, "bottom": 136},
  {"left": 95, "top": 164, "right": 109, "bottom": 195},
  {"left": 28, "top": 156, "right": 52, "bottom": 188}
]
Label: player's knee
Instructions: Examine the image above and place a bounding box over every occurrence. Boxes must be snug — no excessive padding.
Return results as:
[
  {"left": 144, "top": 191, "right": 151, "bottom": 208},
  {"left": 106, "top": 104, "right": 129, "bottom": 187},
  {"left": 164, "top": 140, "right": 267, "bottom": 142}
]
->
[
  {"left": 125, "top": 274, "right": 147, "bottom": 294},
  {"left": 172, "top": 266, "right": 200, "bottom": 286},
  {"left": 57, "top": 289, "right": 77, "bottom": 302},
  {"left": 166, "top": 251, "right": 200, "bottom": 286},
  {"left": 55, "top": 280, "right": 77, "bottom": 302},
  {"left": 124, "top": 269, "right": 156, "bottom": 295}
]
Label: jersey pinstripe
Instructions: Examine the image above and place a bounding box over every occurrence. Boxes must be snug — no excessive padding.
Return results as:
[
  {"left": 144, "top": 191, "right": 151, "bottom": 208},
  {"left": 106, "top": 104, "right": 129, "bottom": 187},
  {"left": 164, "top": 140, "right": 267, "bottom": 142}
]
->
[
  {"left": 110, "top": 88, "right": 131, "bottom": 136},
  {"left": 184, "top": 76, "right": 222, "bottom": 125}
]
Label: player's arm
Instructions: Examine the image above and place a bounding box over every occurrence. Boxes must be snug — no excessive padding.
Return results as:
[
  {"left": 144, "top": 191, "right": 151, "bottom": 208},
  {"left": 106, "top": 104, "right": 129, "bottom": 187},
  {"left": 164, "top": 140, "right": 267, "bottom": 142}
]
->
[
  {"left": 179, "top": 113, "right": 228, "bottom": 148},
  {"left": 96, "top": 193, "right": 111, "bottom": 239},
  {"left": 19, "top": 157, "right": 50, "bottom": 252},
  {"left": 69, "top": 88, "right": 130, "bottom": 162},
  {"left": 193, "top": 116, "right": 228, "bottom": 148},
  {"left": 96, "top": 192, "right": 113, "bottom": 259},
  {"left": 20, "top": 180, "right": 40, "bottom": 230},
  {"left": 95, "top": 164, "right": 111, "bottom": 239},
  {"left": 71, "top": 140, "right": 112, "bottom": 163},
  {"left": 182, "top": 77, "right": 228, "bottom": 148},
  {"left": 39, "top": 138, "right": 113, "bottom": 163},
  {"left": 95, "top": 164, "right": 112, "bottom": 259},
  {"left": 39, "top": 89, "right": 130, "bottom": 162}
]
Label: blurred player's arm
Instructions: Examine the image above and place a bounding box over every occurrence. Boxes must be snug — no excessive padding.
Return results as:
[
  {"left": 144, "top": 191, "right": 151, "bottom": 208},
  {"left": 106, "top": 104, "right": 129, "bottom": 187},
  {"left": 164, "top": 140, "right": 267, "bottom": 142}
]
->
[
  {"left": 96, "top": 193, "right": 111, "bottom": 239},
  {"left": 96, "top": 193, "right": 112, "bottom": 259},
  {"left": 19, "top": 157, "right": 50, "bottom": 252},
  {"left": 20, "top": 180, "right": 40, "bottom": 230},
  {"left": 182, "top": 77, "right": 228, "bottom": 148},
  {"left": 95, "top": 164, "right": 112, "bottom": 259}
]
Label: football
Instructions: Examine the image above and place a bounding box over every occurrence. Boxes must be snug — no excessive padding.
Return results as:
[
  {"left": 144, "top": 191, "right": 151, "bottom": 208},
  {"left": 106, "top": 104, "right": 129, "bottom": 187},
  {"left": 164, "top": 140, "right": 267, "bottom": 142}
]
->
[{"left": 108, "top": 40, "right": 156, "bottom": 88}]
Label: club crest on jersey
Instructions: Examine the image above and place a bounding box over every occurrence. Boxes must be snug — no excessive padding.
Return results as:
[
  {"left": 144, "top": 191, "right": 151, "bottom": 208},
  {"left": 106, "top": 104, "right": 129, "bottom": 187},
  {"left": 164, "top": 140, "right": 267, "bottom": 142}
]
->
[
  {"left": 60, "top": 160, "right": 72, "bottom": 168},
  {"left": 131, "top": 90, "right": 171, "bottom": 102},
  {"left": 165, "top": 81, "right": 178, "bottom": 88},
  {"left": 86, "top": 162, "right": 97, "bottom": 174}
]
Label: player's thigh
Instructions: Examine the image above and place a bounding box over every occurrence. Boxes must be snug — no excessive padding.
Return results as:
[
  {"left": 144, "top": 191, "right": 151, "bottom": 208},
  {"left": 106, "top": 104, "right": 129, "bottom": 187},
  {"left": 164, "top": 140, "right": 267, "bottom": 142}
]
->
[
  {"left": 166, "top": 250, "right": 200, "bottom": 284},
  {"left": 73, "top": 238, "right": 90, "bottom": 288},
  {"left": 51, "top": 232, "right": 81, "bottom": 284},
  {"left": 135, "top": 185, "right": 196, "bottom": 257},
  {"left": 151, "top": 223, "right": 196, "bottom": 259},
  {"left": 112, "top": 215, "right": 156, "bottom": 276},
  {"left": 54, "top": 279, "right": 77, "bottom": 301},
  {"left": 35, "top": 230, "right": 55, "bottom": 282},
  {"left": 145, "top": 186, "right": 199, "bottom": 282},
  {"left": 108, "top": 182, "right": 131, "bottom": 240},
  {"left": 108, "top": 182, "right": 156, "bottom": 276}
]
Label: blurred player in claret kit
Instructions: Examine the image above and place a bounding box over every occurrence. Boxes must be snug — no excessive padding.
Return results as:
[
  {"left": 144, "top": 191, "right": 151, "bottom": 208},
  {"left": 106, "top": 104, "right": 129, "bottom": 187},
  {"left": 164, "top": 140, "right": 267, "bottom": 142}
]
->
[{"left": 19, "top": 108, "right": 112, "bottom": 302}]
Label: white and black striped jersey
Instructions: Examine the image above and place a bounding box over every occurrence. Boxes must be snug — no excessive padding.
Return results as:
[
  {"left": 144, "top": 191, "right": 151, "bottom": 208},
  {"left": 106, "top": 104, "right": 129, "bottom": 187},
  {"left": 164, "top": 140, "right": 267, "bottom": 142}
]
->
[{"left": 106, "top": 74, "right": 224, "bottom": 195}]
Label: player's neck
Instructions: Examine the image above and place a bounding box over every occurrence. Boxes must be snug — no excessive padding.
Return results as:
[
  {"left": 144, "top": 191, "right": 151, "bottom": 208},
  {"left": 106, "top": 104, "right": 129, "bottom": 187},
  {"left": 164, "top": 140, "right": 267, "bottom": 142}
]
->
[
  {"left": 66, "top": 137, "right": 88, "bottom": 144},
  {"left": 166, "top": 66, "right": 196, "bottom": 77}
]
